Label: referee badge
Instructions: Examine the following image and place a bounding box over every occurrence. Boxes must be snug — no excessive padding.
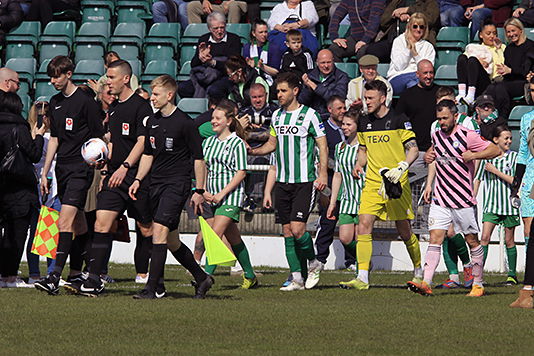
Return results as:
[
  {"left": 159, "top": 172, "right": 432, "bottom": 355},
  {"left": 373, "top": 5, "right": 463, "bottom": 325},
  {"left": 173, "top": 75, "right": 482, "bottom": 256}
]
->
[
  {"left": 165, "top": 137, "right": 173, "bottom": 150},
  {"left": 122, "top": 123, "right": 130, "bottom": 135},
  {"left": 65, "top": 118, "right": 73, "bottom": 131},
  {"left": 150, "top": 136, "right": 156, "bottom": 149}
]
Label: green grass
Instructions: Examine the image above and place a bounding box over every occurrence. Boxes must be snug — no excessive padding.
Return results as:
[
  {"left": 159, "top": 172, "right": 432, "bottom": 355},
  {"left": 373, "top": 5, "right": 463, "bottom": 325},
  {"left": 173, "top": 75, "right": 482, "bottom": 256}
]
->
[{"left": 1, "top": 265, "right": 533, "bottom": 355}]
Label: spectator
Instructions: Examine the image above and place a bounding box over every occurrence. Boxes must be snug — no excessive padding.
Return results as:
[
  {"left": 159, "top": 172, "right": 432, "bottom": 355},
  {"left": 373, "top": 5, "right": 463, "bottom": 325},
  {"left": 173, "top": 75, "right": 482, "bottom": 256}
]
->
[
  {"left": 243, "top": 19, "right": 279, "bottom": 86},
  {"left": 513, "top": 0, "right": 534, "bottom": 27},
  {"left": 439, "top": 0, "right": 467, "bottom": 27},
  {"left": 0, "top": 0, "right": 22, "bottom": 44},
  {"left": 472, "top": 94, "right": 506, "bottom": 140},
  {"left": 88, "top": 52, "right": 139, "bottom": 94},
  {"left": 485, "top": 17, "right": 534, "bottom": 119},
  {"left": 152, "top": 0, "right": 189, "bottom": 31},
  {"left": 387, "top": 12, "right": 435, "bottom": 96},
  {"left": 328, "top": 0, "right": 385, "bottom": 63},
  {"left": 0, "top": 92, "right": 45, "bottom": 288},
  {"left": 280, "top": 30, "right": 314, "bottom": 79},
  {"left": 456, "top": 19, "right": 505, "bottom": 106},
  {"left": 267, "top": 0, "right": 320, "bottom": 70},
  {"left": 346, "top": 54, "right": 393, "bottom": 111},
  {"left": 25, "top": 0, "right": 77, "bottom": 28},
  {"left": 363, "top": 0, "right": 438, "bottom": 63},
  {"left": 181, "top": 12, "right": 242, "bottom": 98},
  {"left": 225, "top": 55, "right": 270, "bottom": 109},
  {"left": 187, "top": 0, "right": 247, "bottom": 23},
  {"left": 135, "top": 87, "right": 150, "bottom": 101},
  {"left": 299, "top": 49, "right": 349, "bottom": 120},
  {"left": 0, "top": 68, "right": 20, "bottom": 93},
  {"left": 463, "top": 1, "right": 513, "bottom": 40},
  {"left": 396, "top": 59, "right": 440, "bottom": 167}
]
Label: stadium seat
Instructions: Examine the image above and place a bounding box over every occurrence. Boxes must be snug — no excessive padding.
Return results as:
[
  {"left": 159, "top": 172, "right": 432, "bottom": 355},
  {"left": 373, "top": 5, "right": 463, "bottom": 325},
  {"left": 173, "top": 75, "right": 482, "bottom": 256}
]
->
[
  {"left": 5, "top": 58, "right": 36, "bottom": 83},
  {"left": 116, "top": 0, "right": 150, "bottom": 23},
  {"left": 434, "top": 65, "right": 458, "bottom": 86},
  {"left": 322, "top": 24, "right": 350, "bottom": 47},
  {"left": 377, "top": 63, "right": 389, "bottom": 78},
  {"left": 435, "top": 49, "right": 462, "bottom": 68},
  {"left": 21, "top": 95, "right": 31, "bottom": 118},
  {"left": 145, "top": 23, "right": 181, "bottom": 50},
  {"left": 81, "top": 0, "right": 114, "bottom": 22},
  {"left": 39, "top": 21, "right": 76, "bottom": 47},
  {"left": 436, "top": 27, "right": 468, "bottom": 50},
  {"left": 526, "top": 28, "right": 534, "bottom": 41},
  {"left": 109, "top": 43, "right": 139, "bottom": 60},
  {"left": 109, "top": 22, "right": 146, "bottom": 59},
  {"left": 509, "top": 105, "right": 534, "bottom": 122},
  {"left": 177, "top": 98, "right": 208, "bottom": 118},
  {"left": 334, "top": 62, "right": 358, "bottom": 78},
  {"left": 39, "top": 43, "right": 70, "bottom": 65},
  {"left": 35, "top": 81, "right": 59, "bottom": 99},
  {"left": 76, "top": 22, "right": 111, "bottom": 43},
  {"left": 6, "top": 43, "right": 34, "bottom": 60},
  {"left": 35, "top": 59, "right": 51, "bottom": 80},
  {"left": 75, "top": 43, "right": 106, "bottom": 63},
  {"left": 127, "top": 59, "right": 142, "bottom": 78},
  {"left": 5, "top": 21, "right": 41, "bottom": 47},
  {"left": 226, "top": 23, "right": 251, "bottom": 43},
  {"left": 181, "top": 23, "right": 208, "bottom": 45},
  {"left": 180, "top": 45, "right": 197, "bottom": 66},
  {"left": 177, "top": 61, "right": 191, "bottom": 81},
  {"left": 144, "top": 44, "right": 175, "bottom": 63},
  {"left": 140, "top": 60, "right": 178, "bottom": 85},
  {"left": 73, "top": 59, "right": 105, "bottom": 77}
]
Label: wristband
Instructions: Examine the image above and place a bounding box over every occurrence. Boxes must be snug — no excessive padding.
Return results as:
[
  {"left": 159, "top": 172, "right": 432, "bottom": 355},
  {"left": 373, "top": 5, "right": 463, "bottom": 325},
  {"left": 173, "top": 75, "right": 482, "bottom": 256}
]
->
[
  {"left": 134, "top": 178, "right": 142, "bottom": 184},
  {"left": 101, "top": 170, "right": 109, "bottom": 176},
  {"left": 193, "top": 188, "right": 205, "bottom": 195}
]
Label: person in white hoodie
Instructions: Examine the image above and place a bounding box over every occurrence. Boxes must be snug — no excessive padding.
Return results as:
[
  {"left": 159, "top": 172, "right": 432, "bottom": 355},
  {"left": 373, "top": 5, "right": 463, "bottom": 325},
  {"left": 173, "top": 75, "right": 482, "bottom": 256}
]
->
[{"left": 387, "top": 12, "right": 435, "bottom": 96}]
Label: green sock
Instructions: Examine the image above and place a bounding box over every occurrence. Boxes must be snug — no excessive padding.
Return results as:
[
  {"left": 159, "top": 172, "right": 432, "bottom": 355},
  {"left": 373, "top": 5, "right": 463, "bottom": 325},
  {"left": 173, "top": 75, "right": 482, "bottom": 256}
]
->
[
  {"left": 507, "top": 246, "right": 518, "bottom": 277},
  {"left": 482, "top": 245, "right": 489, "bottom": 264},
  {"left": 343, "top": 240, "right": 358, "bottom": 272},
  {"left": 443, "top": 238, "right": 459, "bottom": 275},
  {"left": 231, "top": 242, "right": 255, "bottom": 279},
  {"left": 451, "top": 234, "right": 470, "bottom": 265},
  {"left": 204, "top": 257, "right": 217, "bottom": 276},
  {"left": 296, "top": 247, "right": 308, "bottom": 280},
  {"left": 295, "top": 232, "right": 315, "bottom": 260},
  {"left": 284, "top": 237, "right": 301, "bottom": 272}
]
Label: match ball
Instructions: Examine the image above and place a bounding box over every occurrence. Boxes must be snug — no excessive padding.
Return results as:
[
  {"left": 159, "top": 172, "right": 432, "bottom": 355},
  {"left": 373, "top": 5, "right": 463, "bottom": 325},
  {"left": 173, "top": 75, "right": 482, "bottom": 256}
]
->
[{"left": 81, "top": 138, "right": 108, "bottom": 165}]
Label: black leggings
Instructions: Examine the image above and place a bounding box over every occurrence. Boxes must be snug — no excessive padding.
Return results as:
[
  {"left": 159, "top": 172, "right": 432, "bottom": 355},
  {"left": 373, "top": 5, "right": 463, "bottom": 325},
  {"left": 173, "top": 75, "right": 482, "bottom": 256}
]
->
[
  {"left": 484, "top": 80, "right": 526, "bottom": 120},
  {"left": 0, "top": 214, "right": 32, "bottom": 277},
  {"left": 134, "top": 225, "right": 152, "bottom": 274},
  {"left": 456, "top": 54, "right": 491, "bottom": 96}
]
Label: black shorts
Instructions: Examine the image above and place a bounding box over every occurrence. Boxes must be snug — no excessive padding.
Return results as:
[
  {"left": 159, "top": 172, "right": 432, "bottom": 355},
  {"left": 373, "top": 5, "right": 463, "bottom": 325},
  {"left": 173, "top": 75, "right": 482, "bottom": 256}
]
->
[
  {"left": 96, "top": 172, "right": 152, "bottom": 224},
  {"left": 55, "top": 161, "right": 94, "bottom": 210},
  {"left": 274, "top": 182, "right": 316, "bottom": 225},
  {"left": 150, "top": 179, "right": 190, "bottom": 230}
]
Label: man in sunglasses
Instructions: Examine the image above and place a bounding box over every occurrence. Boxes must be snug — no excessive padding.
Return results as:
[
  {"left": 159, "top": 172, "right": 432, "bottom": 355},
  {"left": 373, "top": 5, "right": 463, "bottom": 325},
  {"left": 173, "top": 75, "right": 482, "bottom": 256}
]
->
[
  {"left": 0, "top": 67, "right": 20, "bottom": 93},
  {"left": 472, "top": 94, "right": 506, "bottom": 140}
]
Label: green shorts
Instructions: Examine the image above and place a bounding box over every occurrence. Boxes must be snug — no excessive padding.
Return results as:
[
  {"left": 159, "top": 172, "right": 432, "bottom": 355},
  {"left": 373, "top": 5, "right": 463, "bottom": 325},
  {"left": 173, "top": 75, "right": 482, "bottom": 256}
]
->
[
  {"left": 338, "top": 213, "right": 359, "bottom": 226},
  {"left": 482, "top": 213, "right": 520, "bottom": 228},
  {"left": 214, "top": 204, "right": 241, "bottom": 222}
]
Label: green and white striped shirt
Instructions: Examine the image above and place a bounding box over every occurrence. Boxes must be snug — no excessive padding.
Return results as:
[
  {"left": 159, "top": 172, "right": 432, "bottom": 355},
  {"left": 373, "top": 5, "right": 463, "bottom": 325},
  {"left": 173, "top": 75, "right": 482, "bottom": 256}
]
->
[
  {"left": 202, "top": 132, "right": 247, "bottom": 207},
  {"left": 270, "top": 105, "right": 326, "bottom": 183},
  {"left": 475, "top": 150, "right": 519, "bottom": 216},
  {"left": 334, "top": 142, "right": 364, "bottom": 215}
]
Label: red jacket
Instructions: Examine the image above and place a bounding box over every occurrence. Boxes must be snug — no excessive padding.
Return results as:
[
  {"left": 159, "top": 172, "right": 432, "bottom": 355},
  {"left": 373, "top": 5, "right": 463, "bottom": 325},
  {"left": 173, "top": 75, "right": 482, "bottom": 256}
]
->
[{"left": 460, "top": 0, "right": 512, "bottom": 27}]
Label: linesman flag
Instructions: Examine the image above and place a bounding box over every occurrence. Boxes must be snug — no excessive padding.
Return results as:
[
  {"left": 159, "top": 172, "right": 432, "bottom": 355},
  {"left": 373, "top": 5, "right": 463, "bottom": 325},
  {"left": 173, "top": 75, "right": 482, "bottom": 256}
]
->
[
  {"left": 31, "top": 206, "right": 60, "bottom": 259},
  {"left": 199, "top": 216, "right": 236, "bottom": 266}
]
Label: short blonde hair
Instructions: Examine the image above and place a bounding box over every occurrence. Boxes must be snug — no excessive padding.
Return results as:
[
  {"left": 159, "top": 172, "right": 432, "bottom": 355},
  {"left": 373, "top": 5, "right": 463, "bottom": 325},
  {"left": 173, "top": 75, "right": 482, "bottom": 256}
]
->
[
  {"left": 504, "top": 17, "right": 527, "bottom": 43},
  {"left": 150, "top": 74, "right": 177, "bottom": 96}
]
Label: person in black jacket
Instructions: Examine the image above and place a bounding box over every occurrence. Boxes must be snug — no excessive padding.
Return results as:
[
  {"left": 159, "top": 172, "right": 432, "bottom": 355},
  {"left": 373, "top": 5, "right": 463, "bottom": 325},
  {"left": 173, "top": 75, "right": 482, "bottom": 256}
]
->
[
  {"left": 0, "top": 0, "right": 23, "bottom": 44},
  {"left": 0, "top": 92, "right": 46, "bottom": 288}
]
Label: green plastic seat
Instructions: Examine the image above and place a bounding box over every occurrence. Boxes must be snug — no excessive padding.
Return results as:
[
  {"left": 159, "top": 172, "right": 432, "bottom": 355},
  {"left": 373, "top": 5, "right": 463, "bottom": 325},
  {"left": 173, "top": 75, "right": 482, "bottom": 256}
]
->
[
  {"left": 39, "top": 43, "right": 70, "bottom": 65},
  {"left": 435, "top": 49, "right": 462, "bottom": 68},
  {"left": 110, "top": 22, "right": 145, "bottom": 50},
  {"left": 6, "top": 21, "right": 41, "bottom": 46},
  {"left": 108, "top": 43, "right": 140, "bottom": 60},
  {"left": 509, "top": 105, "right": 534, "bottom": 122},
  {"left": 116, "top": 7, "right": 147, "bottom": 23},
  {"left": 140, "top": 60, "right": 177, "bottom": 85},
  {"left": 181, "top": 23, "right": 208, "bottom": 45},
  {"left": 144, "top": 44, "right": 174, "bottom": 63},
  {"left": 21, "top": 95, "right": 31, "bottom": 118},
  {"left": 180, "top": 45, "right": 197, "bottom": 66},
  {"left": 126, "top": 59, "right": 142, "bottom": 78},
  {"left": 39, "top": 21, "right": 76, "bottom": 47},
  {"left": 35, "top": 81, "right": 59, "bottom": 98},
  {"left": 177, "top": 61, "right": 191, "bottom": 81},
  {"left": 82, "top": 6, "right": 111, "bottom": 22},
  {"left": 5, "top": 58, "right": 36, "bottom": 83},
  {"left": 76, "top": 22, "right": 111, "bottom": 43},
  {"left": 75, "top": 43, "right": 106, "bottom": 63},
  {"left": 436, "top": 27, "right": 468, "bottom": 50},
  {"left": 74, "top": 59, "right": 105, "bottom": 76},
  {"left": 177, "top": 98, "right": 208, "bottom": 118},
  {"left": 226, "top": 23, "right": 251, "bottom": 43},
  {"left": 145, "top": 23, "right": 180, "bottom": 49},
  {"left": 6, "top": 43, "right": 34, "bottom": 60},
  {"left": 334, "top": 62, "right": 358, "bottom": 78},
  {"left": 323, "top": 24, "right": 350, "bottom": 47},
  {"left": 434, "top": 65, "right": 458, "bottom": 86},
  {"left": 35, "top": 60, "right": 51, "bottom": 81},
  {"left": 377, "top": 63, "right": 389, "bottom": 78}
]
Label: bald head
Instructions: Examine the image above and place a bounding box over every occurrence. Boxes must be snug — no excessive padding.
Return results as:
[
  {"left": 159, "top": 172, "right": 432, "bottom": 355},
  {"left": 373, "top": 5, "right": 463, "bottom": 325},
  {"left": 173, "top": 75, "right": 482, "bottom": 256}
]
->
[
  {"left": 0, "top": 68, "right": 20, "bottom": 93},
  {"left": 416, "top": 59, "right": 434, "bottom": 88},
  {"left": 317, "top": 49, "right": 334, "bottom": 76}
]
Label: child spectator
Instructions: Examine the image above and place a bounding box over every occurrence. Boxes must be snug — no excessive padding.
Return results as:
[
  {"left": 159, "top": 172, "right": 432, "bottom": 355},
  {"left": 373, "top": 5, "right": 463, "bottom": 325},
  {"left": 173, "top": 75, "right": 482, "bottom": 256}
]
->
[{"left": 280, "top": 30, "right": 314, "bottom": 78}]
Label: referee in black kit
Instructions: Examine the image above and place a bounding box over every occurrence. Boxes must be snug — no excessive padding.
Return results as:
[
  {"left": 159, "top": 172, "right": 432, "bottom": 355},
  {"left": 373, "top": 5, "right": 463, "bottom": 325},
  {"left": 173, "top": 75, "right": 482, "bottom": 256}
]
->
[
  {"left": 129, "top": 75, "right": 213, "bottom": 299},
  {"left": 35, "top": 56, "right": 105, "bottom": 295}
]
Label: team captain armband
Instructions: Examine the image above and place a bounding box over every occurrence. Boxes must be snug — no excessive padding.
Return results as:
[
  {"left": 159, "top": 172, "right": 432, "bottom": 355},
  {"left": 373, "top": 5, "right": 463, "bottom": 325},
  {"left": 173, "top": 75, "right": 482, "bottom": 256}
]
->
[{"left": 269, "top": 126, "right": 276, "bottom": 137}]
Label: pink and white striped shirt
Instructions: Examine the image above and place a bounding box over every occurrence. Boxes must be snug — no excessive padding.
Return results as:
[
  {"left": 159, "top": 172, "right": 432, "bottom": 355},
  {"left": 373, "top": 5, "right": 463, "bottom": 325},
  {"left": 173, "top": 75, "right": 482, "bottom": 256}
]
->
[{"left": 431, "top": 125, "right": 490, "bottom": 209}]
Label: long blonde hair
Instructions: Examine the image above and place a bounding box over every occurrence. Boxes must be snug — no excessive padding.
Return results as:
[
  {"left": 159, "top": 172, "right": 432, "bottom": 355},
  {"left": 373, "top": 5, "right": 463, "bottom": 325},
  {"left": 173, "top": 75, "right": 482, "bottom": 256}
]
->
[
  {"left": 404, "top": 13, "right": 429, "bottom": 52},
  {"left": 27, "top": 101, "right": 49, "bottom": 131},
  {"left": 504, "top": 17, "right": 527, "bottom": 44}
]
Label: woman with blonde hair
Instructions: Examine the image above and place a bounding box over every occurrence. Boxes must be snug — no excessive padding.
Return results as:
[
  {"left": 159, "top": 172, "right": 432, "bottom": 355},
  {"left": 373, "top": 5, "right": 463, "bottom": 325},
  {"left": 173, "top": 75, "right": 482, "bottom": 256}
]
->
[{"left": 387, "top": 12, "right": 435, "bottom": 95}]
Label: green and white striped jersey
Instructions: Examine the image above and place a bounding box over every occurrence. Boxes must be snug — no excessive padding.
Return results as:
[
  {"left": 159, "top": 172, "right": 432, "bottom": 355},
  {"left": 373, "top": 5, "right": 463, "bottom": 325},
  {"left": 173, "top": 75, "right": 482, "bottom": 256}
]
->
[
  {"left": 475, "top": 150, "right": 519, "bottom": 216},
  {"left": 270, "top": 105, "right": 325, "bottom": 183},
  {"left": 202, "top": 132, "right": 247, "bottom": 207},
  {"left": 334, "top": 142, "right": 364, "bottom": 214},
  {"left": 430, "top": 113, "right": 480, "bottom": 135}
]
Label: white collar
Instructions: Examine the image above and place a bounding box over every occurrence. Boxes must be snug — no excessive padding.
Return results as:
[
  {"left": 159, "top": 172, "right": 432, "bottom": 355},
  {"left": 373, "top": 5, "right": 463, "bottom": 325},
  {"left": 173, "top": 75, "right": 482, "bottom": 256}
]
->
[{"left": 209, "top": 34, "right": 227, "bottom": 43}]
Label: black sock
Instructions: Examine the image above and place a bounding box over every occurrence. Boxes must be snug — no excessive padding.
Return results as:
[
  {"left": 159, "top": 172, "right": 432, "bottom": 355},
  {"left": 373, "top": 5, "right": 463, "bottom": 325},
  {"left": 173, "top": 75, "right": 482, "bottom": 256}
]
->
[
  {"left": 171, "top": 243, "right": 207, "bottom": 283},
  {"left": 52, "top": 232, "right": 74, "bottom": 278},
  {"left": 134, "top": 233, "right": 152, "bottom": 274},
  {"left": 69, "top": 232, "right": 89, "bottom": 272},
  {"left": 147, "top": 244, "right": 167, "bottom": 291},
  {"left": 87, "top": 232, "right": 113, "bottom": 282}
]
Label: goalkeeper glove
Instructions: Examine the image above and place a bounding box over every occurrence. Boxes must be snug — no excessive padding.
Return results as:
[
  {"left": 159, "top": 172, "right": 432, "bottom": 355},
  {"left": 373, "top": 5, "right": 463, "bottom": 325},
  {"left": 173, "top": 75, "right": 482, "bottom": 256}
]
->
[
  {"left": 378, "top": 168, "right": 390, "bottom": 200},
  {"left": 384, "top": 161, "right": 409, "bottom": 184},
  {"left": 379, "top": 168, "right": 403, "bottom": 200}
]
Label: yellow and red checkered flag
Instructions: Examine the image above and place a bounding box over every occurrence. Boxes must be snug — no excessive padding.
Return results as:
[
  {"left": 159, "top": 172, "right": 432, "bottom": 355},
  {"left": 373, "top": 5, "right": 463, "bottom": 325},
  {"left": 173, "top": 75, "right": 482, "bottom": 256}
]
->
[{"left": 31, "top": 205, "right": 60, "bottom": 259}]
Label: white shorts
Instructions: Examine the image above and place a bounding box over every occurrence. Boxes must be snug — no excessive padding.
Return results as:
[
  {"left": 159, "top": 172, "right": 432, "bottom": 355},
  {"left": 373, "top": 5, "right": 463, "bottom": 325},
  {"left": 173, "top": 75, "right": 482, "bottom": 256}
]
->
[{"left": 428, "top": 204, "right": 479, "bottom": 235}]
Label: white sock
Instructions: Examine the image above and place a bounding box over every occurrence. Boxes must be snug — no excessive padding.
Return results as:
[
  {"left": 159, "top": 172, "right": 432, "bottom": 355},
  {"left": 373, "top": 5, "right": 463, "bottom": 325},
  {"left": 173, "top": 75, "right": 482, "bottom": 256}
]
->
[
  {"left": 458, "top": 84, "right": 466, "bottom": 98},
  {"left": 466, "top": 86, "right": 476, "bottom": 101},
  {"left": 291, "top": 272, "right": 303, "bottom": 283},
  {"left": 464, "top": 263, "right": 472, "bottom": 268},
  {"left": 414, "top": 267, "right": 423, "bottom": 278},
  {"left": 449, "top": 274, "right": 460, "bottom": 283},
  {"left": 357, "top": 270, "right": 369, "bottom": 284}
]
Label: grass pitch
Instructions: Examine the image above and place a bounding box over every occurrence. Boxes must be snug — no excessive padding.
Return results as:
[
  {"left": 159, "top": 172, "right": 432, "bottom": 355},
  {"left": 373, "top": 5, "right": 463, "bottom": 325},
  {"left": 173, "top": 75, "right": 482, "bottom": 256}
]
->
[{"left": 1, "top": 264, "right": 533, "bottom": 355}]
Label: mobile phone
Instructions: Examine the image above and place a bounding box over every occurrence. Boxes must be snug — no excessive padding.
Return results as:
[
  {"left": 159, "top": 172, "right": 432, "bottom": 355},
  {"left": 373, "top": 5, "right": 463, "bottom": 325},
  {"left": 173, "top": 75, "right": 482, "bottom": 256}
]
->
[{"left": 37, "top": 114, "right": 44, "bottom": 128}]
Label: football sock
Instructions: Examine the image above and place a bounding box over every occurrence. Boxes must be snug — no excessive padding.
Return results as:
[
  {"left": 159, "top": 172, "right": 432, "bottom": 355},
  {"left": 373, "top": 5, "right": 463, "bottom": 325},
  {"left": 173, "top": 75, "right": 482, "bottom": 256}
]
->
[
  {"left": 231, "top": 242, "right": 255, "bottom": 279},
  {"left": 171, "top": 243, "right": 207, "bottom": 283},
  {"left": 291, "top": 271, "right": 303, "bottom": 283},
  {"left": 423, "top": 244, "right": 441, "bottom": 285},
  {"left": 294, "top": 232, "right": 315, "bottom": 260},
  {"left": 357, "top": 234, "right": 372, "bottom": 272},
  {"left": 404, "top": 233, "right": 421, "bottom": 268},
  {"left": 69, "top": 232, "right": 89, "bottom": 272},
  {"left": 482, "top": 244, "right": 489, "bottom": 264},
  {"left": 442, "top": 237, "right": 459, "bottom": 275},
  {"left": 470, "top": 245, "right": 484, "bottom": 286},
  {"left": 343, "top": 240, "right": 357, "bottom": 269},
  {"left": 52, "top": 232, "right": 74, "bottom": 278},
  {"left": 458, "top": 83, "right": 466, "bottom": 98},
  {"left": 507, "top": 246, "right": 517, "bottom": 277},
  {"left": 357, "top": 269, "right": 369, "bottom": 284},
  {"left": 296, "top": 246, "right": 308, "bottom": 280},
  {"left": 87, "top": 232, "right": 113, "bottom": 282},
  {"left": 147, "top": 244, "right": 167, "bottom": 291},
  {"left": 134, "top": 231, "right": 152, "bottom": 274},
  {"left": 451, "top": 234, "right": 471, "bottom": 265},
  {"left": 284, "top": 237, "right": 301, "bottom": 272},
  {"left": 203, "top": 258, "right": 217, "bottom": 276},
  {"left": 466, "top": 86, "right": 476, "bottom": 102}
]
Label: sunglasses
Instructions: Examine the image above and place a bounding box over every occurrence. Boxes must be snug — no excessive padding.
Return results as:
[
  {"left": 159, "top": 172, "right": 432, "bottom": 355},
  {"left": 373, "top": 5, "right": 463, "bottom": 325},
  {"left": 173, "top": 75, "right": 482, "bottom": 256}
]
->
[{"left": 412, "top": 24, "right": 426, "bottom": 30}]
